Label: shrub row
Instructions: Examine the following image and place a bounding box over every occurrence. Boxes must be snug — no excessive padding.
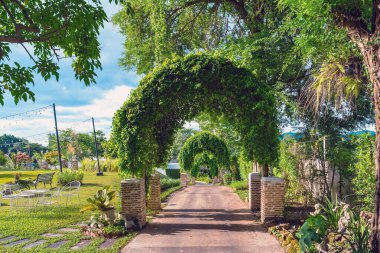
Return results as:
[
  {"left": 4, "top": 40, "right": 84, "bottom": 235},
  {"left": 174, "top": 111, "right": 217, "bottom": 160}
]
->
[
  {"left": 160, "top": 178, "right": 180, "bottom": 191},
  {"left": 230, "top": 180, "right": 248, "bottom": 190},
  {"left": 165, "top": 169, "right": 180, "bottom": 179},
  {"left": 58, "top": 170, "right": 84, "bottom": 185}
]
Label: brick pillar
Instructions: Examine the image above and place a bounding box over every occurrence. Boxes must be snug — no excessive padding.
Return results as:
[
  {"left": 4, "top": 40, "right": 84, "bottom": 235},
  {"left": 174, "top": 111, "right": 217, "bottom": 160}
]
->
[
  {"left": 120, "top": 179, "right": 146, "bottom": 226},
  {"left": 147, "top": 173, "right": 161, "bottom": 211},
  {"left": 261, "top": 177, "right": 285, "bottom": 223},
  {"left": 249, "top": 172, "right": 261, "bottom": 210},
  {"left": 180, "top": 173, "right": 187, "bottom": 186}
]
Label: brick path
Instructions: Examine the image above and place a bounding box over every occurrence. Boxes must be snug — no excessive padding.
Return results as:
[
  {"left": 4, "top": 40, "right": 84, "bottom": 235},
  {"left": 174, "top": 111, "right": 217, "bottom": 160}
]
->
[{"left": 122, "top": 183, "right": 284, "bottom": 253}]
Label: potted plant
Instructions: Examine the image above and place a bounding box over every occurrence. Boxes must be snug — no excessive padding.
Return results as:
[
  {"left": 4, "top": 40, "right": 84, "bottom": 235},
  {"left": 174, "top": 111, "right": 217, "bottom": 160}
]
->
[{"left": 80, "top": 185, "right": 116, "bottom": 223}]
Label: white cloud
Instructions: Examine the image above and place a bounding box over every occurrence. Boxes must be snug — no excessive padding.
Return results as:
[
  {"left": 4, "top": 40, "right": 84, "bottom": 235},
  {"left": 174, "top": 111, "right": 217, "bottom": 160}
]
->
[{"left": 0, "top": 85, "right": 134, "bottom": 146}]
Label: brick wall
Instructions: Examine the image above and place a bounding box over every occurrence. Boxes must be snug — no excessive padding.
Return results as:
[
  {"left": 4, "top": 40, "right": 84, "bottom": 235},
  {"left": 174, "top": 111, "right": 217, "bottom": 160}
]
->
[
  {"left": 147, "top": 173, "right": 161, "bottom": 211},
  {"left": 260, "top": 177, "right": 285, "bottom": 223},
  {"left": 180, "top": 173, "right": 187, "bottom": 186},
  {"left": 120, "top": 179, "right": 146, "bottom": 226},
  {"left": 249, "top": 172, "right": 261, "bottom": 210}
]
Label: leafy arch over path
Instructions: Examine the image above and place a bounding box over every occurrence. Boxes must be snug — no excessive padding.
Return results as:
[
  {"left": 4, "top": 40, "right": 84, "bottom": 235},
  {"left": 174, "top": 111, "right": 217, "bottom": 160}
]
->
[
  {"left": 179, "top": 132, "right": 229, "bottom": 177},
  {"left": 112, "top": 53, "right": 279, "bottom": 175}
]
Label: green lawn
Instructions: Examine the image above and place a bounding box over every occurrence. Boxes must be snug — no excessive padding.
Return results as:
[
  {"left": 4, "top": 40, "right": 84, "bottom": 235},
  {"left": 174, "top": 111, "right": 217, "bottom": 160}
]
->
[{"left": 0, "top": 170, "right": 136, "bottom": 253}]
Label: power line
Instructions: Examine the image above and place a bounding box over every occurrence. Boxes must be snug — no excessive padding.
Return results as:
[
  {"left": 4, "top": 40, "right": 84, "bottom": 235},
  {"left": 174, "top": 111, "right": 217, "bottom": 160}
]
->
[{"left": 0, "top": 105, "right": 52, "bottom": 120}]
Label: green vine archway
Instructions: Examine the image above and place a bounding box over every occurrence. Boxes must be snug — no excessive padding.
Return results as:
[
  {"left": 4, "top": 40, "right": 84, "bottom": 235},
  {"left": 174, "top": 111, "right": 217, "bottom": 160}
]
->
[
  {"left": 192, "top": 152, "right": 219, "bottom": 178},
  {"left": 179, "top": 132, "right": 229, "bottom": 177},
  {"left": 112, "top": 53, "right": 279, "bottom": 175}
]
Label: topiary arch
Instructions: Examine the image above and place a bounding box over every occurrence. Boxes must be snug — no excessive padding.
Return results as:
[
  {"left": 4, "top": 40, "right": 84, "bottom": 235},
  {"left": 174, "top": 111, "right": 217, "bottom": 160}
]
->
[
  {"left": 192, "top": 152, "right": 219, "bottom": 178},
  {"left": 178, "top": 132, "right": 229, "bottom": 177},
  {"left": 112, "top": 53, "right": 279, "bottom": 175}
]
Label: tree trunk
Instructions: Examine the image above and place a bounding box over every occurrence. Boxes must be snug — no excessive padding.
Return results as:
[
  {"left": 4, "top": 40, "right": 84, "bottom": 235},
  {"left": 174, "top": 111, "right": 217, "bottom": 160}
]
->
[
  {"left": 344, "top": 23, "right": 380, "bottom": 248},
  {"left": 358, "top": 44, "right": 380, "bottom": 252},
  {"left": 370, "top": 68, "right": 380, "bottom": 252},
  {"left": 263, "top": 163, "right": 269, "bottom": 177}
]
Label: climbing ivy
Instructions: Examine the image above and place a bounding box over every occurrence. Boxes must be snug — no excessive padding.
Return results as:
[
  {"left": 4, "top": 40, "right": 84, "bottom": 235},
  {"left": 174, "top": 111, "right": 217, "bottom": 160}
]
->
[
  {"left": 192, "top": 152, "right": 219, "bottom": 178},
  {"left": 179, "top": 132, "right": 229, "bottom": 177},
  {"left": 112, "top": 53, "right": 279, "bottom": 175}
]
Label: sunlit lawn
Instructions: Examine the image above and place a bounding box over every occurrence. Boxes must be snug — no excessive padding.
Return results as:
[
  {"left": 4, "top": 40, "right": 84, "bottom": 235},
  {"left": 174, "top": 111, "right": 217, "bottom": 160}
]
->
[{"left": 0, "top": 170, "right": 136, "bottom": 253}]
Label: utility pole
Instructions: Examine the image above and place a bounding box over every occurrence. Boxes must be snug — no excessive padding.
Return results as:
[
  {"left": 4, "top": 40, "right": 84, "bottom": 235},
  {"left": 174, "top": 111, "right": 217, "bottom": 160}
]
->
[
  {"left": 92, "top": 117, "right": 103, "bottom": 176},
  {"left": 53, "top": 104, "right": 63, "bottom": 173}
]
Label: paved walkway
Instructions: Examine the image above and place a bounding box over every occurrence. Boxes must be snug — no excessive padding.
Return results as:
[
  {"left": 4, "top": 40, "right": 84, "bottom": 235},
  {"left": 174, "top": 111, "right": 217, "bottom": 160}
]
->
[{"left": 122, "top": 183, "right": 284, "bottom": 253}]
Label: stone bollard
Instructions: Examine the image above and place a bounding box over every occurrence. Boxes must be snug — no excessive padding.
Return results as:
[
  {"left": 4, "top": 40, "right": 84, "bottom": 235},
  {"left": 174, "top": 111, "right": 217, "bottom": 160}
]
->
[
  {"left": 147, "top": 173, "right": 161, "bottom": 211},
  {"left": 249, "top": 172, "right": 261, "bottom": 210},
  {"left": 191, "top": 177, "right": 195, "bottom": 184},
  {"left": 120, "top": 179, "right": 146, "bottom": 227},
  {"left": 212, "top": 176, "right": 218, "bottom": 184},
  {"left": 180, "top": 173, "right": 187, "bottom": 186},
  {"left": 260, "top": 177, "right": 285, "bottom": 223}
]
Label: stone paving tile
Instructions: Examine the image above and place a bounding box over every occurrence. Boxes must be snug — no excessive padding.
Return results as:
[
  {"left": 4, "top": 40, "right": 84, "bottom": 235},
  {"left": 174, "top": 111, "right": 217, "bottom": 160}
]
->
[
  {"left": 70, "top": 240, "right": 91, "bottom": 250},
  {"left": 0, "top": 236, "right": 16, "bottom": 243},
  {"left": 57, "top": 228, "right": 79, "bottom": 233},
  {"left": 99, "top": 238, "right": 117, "bottom": 249},
  {"left": 23, "top": 240, "right": 47, "bottom": 249},
  {"left": 47, "top": 240, "right": 68, "bottom": 249},
  {"left": 41, "top": 233, "right": 64, "bottom": 238},
  {"left": 3, "top": 239, "right": 29, "bottom": 247}
]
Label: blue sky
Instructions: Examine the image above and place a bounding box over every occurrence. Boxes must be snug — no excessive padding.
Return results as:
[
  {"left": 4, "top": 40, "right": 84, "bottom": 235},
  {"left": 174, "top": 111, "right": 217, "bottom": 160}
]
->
[{"left": 0, "top": 1, "right": 140, "bottom": 144}]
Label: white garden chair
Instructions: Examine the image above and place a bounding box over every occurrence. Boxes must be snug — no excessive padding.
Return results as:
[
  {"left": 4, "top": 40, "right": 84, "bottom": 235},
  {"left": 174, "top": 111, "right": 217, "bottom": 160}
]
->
[
  {"left": 59, "top": 181, "right": 81, "bottom": 206},
  {"left": 1, "top": 184, "right": 34, "bottom": 212}
]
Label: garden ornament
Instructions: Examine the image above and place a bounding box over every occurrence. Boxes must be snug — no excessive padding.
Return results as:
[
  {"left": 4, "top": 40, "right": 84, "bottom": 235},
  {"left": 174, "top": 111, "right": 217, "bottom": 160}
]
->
[{"left": 338, "top": 204, "right": 350, "bottom": 234}]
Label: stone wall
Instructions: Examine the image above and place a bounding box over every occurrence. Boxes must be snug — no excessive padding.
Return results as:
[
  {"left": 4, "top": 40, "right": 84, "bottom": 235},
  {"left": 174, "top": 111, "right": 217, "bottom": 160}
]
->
[
  {"left": 249, "top": 172, "right": 261, "bottom": 210},
  {"left": 120, "top": 179, "right": 146, "bottom": 226},
  {"left": 147, "top": 173, "right": 161, "bottom": 211},
  {"left": 261, "top": 177, "right": 285, "bottom": 223}
]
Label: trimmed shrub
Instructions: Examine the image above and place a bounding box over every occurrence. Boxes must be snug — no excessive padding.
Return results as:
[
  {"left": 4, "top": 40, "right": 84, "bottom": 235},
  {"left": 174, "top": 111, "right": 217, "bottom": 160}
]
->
[
  {"left": 58, "top": 170, "right": 84, "bottom": 185},
  {"left": 223, "top": 173, "right": 232, "bottom": 185},
  {"left": 230, "top": 180, "right": 248, "bottom": 190},
  {"left": 196, "top": 176, "right": 212, "bottom": 184},
  {"left": 160, "top": 178, "right": 180, "bottom": 191},
  {"left": 165, "top": 169, "right": 180, "bottom": 179}
]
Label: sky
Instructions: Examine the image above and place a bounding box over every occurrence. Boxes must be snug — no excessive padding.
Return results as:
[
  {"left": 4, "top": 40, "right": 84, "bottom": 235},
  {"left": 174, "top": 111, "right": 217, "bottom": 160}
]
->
[
  {"left": 0, "top": 1, "right": 306, "bottom": 147},
  {"left": 0, "top": 1, "right": 140, "bottom": 145}
]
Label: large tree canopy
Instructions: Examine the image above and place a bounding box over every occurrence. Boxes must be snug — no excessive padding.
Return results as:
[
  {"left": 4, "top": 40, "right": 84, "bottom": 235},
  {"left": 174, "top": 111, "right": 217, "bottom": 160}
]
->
[
  {"left": 0, "top": 0, "right": 128, "bottom": 105},
  {"left": 178, "top": 132, "right": 229, "bottom": 177},
  {"left": 277, "top": 0, "right": 380, "bottom": 249},
  {"left": 112, "top": 53, "right": 279, "bottom": 175}
]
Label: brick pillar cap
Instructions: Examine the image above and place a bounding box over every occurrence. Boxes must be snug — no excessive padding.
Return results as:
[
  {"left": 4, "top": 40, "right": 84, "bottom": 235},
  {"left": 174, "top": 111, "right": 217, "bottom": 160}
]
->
[
  {"left": 261, "top": 177, "right": 284, "bottom": 183},
  {"left": 121, "top": 178, "right": 143, "bottom": 183},
  {"left": 249, "top": 172, "right": 261, "bottom": 179}
]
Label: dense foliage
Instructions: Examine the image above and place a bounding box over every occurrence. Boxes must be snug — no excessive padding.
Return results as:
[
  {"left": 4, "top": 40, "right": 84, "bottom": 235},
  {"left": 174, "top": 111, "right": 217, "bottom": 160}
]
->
[
  {"left": 168, "top": 128, "right": 197, "bottom": 162},
  {"left": 48, "top": 129, "right": 106, "bottom": 160},
  {"left": 160, "top": 178, "right": 180, "bottom": 191},
  {"left": 275, "top": 133, "right": 376, "bottom": 210},
  {"left": 349, "top": 134, "right": 376, "bottom": 211},
  {"left": 297, "top": 199, "right": 371, "bottom": 252},
  {"left": 165, "top": 169, "right": 180, "bottom": 179},
  {"left": 0, "top": 0, "right": 125, "bottom": 105},
  {"left": 179, "top": 132, "right": 229, "bottom": 178},
  {"left": 192, "top": 152, "right": 219, "bottom": 178},
  {"left": 112, "top": 53, "right": 279, "bottom": 175},
  {"left": 0, "top": 134, "right": 47, "bottom": 156}
]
